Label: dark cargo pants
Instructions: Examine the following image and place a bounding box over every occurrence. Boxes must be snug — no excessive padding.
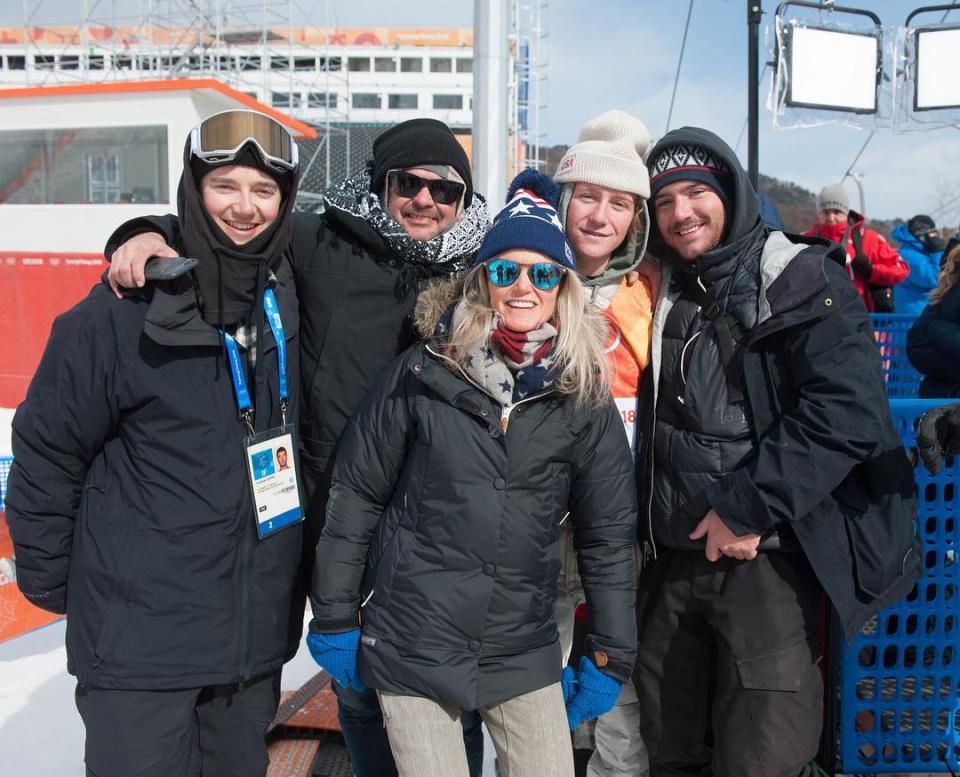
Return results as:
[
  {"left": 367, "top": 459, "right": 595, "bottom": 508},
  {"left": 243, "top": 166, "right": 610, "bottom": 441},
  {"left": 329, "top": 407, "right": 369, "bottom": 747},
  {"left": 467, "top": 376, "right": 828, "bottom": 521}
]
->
[
  {"left": 76, "top": 670, "right": 281, "bottom": 777},
  {"left": 634, "top": 549, "right": 823, "bottom": 777}
]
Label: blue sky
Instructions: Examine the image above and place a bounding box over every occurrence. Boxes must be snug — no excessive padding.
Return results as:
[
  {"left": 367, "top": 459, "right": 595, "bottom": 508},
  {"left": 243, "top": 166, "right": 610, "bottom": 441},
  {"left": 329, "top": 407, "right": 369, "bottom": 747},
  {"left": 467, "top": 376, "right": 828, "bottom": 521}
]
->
[{"left": 5, "top": 0, "right": 959, "bottom": 221}]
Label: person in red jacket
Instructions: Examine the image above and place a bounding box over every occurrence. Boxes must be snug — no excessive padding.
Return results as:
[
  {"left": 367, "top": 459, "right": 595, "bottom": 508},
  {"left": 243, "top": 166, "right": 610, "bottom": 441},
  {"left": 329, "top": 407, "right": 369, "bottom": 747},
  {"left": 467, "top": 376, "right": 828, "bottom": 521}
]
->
[{"left": 804, "top": 183, "right": 909, "bottom": 312}]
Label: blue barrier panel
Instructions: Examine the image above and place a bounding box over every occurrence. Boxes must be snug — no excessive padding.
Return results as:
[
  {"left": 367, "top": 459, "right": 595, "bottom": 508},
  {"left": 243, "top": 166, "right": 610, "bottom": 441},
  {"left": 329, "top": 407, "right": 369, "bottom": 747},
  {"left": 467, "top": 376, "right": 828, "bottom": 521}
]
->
[
  {"left": 870, "top": 314, "right": 922, "bottom": 399},
  {"left": 0, "top": 456, "right": 10, "bottom": 513},
  {"left": 839, "top": 398, "right": 960, "bottom": 773}
]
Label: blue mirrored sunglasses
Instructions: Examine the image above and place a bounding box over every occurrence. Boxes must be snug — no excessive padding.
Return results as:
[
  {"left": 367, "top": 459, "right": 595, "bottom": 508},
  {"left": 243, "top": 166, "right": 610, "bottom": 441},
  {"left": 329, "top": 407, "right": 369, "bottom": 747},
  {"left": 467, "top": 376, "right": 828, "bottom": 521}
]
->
[{"left": 484, "top": 258, "right": 566, "bottom": 291}]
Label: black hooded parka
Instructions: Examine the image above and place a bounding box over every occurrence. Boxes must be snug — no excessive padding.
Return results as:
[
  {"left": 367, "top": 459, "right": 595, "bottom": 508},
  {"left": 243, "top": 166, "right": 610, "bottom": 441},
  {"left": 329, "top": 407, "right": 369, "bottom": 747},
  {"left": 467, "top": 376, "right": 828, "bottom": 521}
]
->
[
  {"left": 640, "top": 127, "right": 920, "bottom": 639},
  {"left": 6, "top": 145, "right": 303, "bottom": 690},
  {"left": 309, "top": 283, "right": 639, "bottom": 710}
]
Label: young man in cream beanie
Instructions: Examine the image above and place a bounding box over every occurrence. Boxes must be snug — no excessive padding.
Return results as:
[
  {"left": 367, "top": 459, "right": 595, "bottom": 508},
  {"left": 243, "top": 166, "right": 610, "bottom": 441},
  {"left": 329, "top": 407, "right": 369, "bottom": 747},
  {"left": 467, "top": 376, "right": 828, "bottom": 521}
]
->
[{"left": 552, "top": 109, "right": 653, "bottom": 777}]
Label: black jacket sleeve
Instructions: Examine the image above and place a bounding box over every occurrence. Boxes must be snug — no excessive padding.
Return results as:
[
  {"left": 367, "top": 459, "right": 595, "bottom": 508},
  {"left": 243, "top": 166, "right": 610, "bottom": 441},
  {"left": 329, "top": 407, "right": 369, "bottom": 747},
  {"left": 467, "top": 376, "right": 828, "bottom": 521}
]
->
[
  {"left": 308, "top": 351, "right": 416, "bottom": 632},
  {"left": 103, "top": 214, "right": 179, "bottom": 262},
  {"left": 5, "top": 292, "right": 120, "bottom": 613},
  {"left": 569, "top": 399, "right": 639, "bottom": 683},
  {"left": 706, "top": 259, "right": 891, "bottom": 536},
  {"left": 907, "top": 300, "right": 960, "bottom": 383}
]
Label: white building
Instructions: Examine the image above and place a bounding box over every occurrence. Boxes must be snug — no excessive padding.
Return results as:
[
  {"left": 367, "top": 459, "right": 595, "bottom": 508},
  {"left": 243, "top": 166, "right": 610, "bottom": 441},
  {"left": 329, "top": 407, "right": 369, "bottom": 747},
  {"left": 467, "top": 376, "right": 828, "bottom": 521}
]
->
[{"left": 0, "top": 26, "right": 475, "bottom": 129}]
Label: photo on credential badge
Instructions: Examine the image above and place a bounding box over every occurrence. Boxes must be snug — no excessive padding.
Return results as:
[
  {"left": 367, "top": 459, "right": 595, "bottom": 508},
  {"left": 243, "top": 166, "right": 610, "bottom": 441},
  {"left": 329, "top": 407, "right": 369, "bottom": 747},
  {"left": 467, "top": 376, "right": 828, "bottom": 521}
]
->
[{"left": 251, "top": 449, "right": 276, "bottom": 480}]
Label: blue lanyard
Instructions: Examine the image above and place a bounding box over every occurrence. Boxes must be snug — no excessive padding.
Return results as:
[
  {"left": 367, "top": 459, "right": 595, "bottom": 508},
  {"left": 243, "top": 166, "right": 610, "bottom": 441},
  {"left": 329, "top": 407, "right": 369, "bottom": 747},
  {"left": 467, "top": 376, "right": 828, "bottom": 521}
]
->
[{"left": 222, "top": 288, "right": 287, "bottom": 431}]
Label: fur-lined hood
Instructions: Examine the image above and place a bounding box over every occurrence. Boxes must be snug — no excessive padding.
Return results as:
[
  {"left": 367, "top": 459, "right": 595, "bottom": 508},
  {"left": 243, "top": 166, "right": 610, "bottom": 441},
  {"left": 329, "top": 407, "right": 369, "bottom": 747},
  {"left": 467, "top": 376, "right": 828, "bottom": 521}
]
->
[{"left": 413, "top": 276, "right": 467, "bottom": 339}]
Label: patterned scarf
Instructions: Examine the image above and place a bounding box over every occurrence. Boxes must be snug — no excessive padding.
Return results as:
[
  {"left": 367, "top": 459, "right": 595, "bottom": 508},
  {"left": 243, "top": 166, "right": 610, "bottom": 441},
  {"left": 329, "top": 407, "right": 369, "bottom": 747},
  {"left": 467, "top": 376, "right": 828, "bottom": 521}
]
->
[
  {"left": 457, "top": 311, "right": 558, "bottom": 406},
  {"left": 322, "top": 167, "right": 490, "bottom": 272}
]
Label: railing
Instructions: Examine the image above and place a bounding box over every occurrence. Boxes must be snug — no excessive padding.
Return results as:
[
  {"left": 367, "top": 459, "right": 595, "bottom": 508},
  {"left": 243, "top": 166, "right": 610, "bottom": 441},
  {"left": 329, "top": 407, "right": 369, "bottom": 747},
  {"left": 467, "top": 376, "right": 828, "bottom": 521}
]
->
[
  {"left": 871, "top": 314, "right": 923, "bottom": 399},
  {"left": 838, "top": 398, "right": 960, "bottom": 773}
]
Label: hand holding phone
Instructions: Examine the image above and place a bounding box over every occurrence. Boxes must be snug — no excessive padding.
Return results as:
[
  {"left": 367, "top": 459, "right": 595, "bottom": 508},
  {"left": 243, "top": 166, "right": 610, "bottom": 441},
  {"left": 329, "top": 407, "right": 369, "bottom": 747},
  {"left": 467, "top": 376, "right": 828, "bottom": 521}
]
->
[{"left": 143, "top": 256, "right": 199, "bottom": 281}]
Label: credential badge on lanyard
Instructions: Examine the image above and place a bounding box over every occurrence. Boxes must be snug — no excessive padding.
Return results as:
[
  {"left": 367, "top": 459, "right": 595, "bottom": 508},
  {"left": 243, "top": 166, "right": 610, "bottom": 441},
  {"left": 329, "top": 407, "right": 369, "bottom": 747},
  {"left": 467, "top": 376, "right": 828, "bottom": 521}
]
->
[{"left": 223, "top": 288, "right": 303, "bottom": 539}]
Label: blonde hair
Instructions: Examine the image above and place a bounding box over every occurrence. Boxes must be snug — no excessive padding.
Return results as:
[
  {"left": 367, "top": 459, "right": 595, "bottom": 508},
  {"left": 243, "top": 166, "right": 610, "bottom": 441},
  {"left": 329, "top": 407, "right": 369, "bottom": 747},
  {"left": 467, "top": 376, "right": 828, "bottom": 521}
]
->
[
  {"left": 930, "top": 245, "right": 960, "bottom": 304},
  {"left": 445, "top": 265, "right": 612, "bottom": 408}
]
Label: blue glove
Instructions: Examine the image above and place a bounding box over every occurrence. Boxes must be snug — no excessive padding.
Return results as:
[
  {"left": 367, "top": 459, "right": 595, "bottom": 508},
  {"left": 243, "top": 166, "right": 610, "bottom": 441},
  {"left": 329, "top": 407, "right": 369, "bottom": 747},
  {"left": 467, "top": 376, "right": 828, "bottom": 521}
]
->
[
  {"left": 563, "top": 656, "right": 622, "bottom": 730},
  {"left": 306, "top": 628, "right": 365, "bottom": 691}
]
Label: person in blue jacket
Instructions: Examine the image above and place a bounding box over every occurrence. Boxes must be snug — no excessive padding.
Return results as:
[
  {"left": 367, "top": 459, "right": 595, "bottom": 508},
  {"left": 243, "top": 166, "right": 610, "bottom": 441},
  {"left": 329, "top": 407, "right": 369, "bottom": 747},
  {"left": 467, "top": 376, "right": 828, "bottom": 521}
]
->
[{"left": 894, "top": 214, "right": 945, "bottom": 316}]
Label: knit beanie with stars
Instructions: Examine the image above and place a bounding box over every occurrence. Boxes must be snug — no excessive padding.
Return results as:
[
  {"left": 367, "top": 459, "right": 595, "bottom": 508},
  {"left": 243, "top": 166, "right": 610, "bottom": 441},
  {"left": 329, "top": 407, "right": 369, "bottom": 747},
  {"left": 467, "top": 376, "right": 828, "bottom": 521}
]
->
[
  {"left": 474, "top": 168, "right": 575, "bottom": 270},
  {"left": 648, "top": 142, "right": 734, "bottom": 205}
]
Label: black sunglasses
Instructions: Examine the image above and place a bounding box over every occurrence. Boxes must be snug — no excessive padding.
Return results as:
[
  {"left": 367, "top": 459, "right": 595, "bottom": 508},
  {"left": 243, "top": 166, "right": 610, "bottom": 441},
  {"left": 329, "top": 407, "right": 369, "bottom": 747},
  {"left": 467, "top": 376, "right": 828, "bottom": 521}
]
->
[{"left": 388, "top": 170, "right": 465, "bottom": 205}]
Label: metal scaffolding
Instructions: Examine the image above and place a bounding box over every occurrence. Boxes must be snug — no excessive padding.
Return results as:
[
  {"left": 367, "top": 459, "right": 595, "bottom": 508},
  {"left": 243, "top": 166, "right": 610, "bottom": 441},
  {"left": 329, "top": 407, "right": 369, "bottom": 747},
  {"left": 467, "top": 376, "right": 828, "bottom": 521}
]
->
[{"left": 510, "top": 0, "right": 548, "bottom": 173}]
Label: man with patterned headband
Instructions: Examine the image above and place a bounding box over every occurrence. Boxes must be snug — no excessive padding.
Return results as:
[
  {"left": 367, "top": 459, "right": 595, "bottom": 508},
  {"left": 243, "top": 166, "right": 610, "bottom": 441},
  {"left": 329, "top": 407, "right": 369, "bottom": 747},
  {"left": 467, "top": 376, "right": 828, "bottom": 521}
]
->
[
  {"left": 104, "top": 117, "right": 489, "bottom": 777},
  {"left": 633, "top": 127, "right": 919, "bottom": 776},
  {"left": 7, "top": 110, "right": 304, "bottom": 776}
]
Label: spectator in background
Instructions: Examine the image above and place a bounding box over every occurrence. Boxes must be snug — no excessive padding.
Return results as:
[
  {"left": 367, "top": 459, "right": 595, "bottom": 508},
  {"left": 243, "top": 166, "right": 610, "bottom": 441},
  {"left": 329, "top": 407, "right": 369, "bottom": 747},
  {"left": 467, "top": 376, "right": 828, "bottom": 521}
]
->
[
  {"left": 893, "top": 214, "right": 945, "bottom": 316},
  {"left": 907, "top": 243, "right": 960, "bottom": 397},
  {"left": 804, "top": 183, "right": 909, "bottom": 312}
]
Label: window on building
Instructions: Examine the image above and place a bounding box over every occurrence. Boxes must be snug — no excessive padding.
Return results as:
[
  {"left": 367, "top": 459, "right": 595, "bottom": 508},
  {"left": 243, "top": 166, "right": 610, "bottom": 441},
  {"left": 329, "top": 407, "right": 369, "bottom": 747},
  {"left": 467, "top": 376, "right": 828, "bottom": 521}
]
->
[
  {"left": 400, "top": 57, "right": 423, "bottom": 73},
  {"left": 375, "top": 57, "right": 396, "bottom": 72},
  {"left": 271, "top": 91, "right": 301, "bottom": 108},
  {"left": 307, "top": 92, "right": 337, "bottom": 109},
  {"left": 115, "top": 55, "right": 133, "bottom": 70},
  {"left": 352, "top": 93, "right": 381, "bottom": 109},
  {"left": 456, "top": 58, "right": 473, "bottom": 73},
  {"left": 135, "top": 55, "right": 154, "bottom": 70},
  {"left": 293, "top": 56, "right": 316, "bottom": 71},
  {"left": 269, "top": 56, "right": 289, "bottom": 71},
  {"left": 215, "top": 54, "right": 236, "bottom": 71},
  {"left": 0, "top": 125, "right": 169, "bottom": 204},
  {"left": 239, "top": 55, "right": 261, "bottom": 71},
  {"left": 388, "top": 94, "right": 418, "bottom": 110},
  {"left": 430, "top": 58, "right": 453, "bottom": 73},
  {"left": 60, "top": 55, "right": 80, "bottom": 70},
  {"left": 87, "top": 55, "right": 105, "bottom": 70},
  {"left": 433, "top": 94, "right": 463, "bottom": 110},
  {"left": 7, "top": 55, "right": 26, "bottom": 70},
  {"left": 348, "top": 57, "right": 371, "bottom": 72},
  {"left": 34, "top": 55, "right": 56, "bottom": 70},
  {"left": 319, "top": 56, "right": 342, "bottom": 72}
]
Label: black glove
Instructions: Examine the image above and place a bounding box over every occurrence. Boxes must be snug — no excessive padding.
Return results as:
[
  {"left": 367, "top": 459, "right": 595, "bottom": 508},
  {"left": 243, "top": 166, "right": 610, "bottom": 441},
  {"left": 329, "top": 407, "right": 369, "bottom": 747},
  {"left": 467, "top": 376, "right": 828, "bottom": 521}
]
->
[
  {"left": 851, "top": 254, "right": 873, "bottom": 279},
  {"left": 916, "top": 404, "right": 960, "bottom": 474}
]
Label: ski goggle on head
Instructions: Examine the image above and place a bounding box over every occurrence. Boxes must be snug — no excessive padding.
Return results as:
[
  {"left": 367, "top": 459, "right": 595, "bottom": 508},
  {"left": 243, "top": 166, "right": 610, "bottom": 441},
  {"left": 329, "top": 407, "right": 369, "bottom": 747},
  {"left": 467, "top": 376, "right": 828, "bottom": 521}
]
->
[
  {"left": 189, "top": 110, "right": 298, "bottom": 174},
  {"left": 484, "top": 258, "right": 567, "bottom": 291}
]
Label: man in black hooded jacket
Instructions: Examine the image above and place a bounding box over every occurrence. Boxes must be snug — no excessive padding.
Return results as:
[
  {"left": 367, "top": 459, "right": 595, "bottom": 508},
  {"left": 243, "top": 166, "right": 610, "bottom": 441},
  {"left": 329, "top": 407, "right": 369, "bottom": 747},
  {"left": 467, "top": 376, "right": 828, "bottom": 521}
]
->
[
  {"left": 7, "top": 111, "right": 303, "bottom": 776},
  {"left": 633, "top": 127, "right": 920, "bottom": 777},
  {"left": 103, "top": 118, "right": 490, "bottom": 777}
]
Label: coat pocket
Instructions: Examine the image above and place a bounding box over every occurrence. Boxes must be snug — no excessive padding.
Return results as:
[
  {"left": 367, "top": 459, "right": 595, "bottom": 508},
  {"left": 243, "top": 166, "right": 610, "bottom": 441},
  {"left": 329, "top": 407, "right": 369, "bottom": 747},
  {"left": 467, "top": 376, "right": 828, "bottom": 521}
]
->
[
  {"left": 836, "top": 465, "right": 917, "bottom": 600},
  {"left": 92, "top": 531, "right": 142, "bottom": 668}
]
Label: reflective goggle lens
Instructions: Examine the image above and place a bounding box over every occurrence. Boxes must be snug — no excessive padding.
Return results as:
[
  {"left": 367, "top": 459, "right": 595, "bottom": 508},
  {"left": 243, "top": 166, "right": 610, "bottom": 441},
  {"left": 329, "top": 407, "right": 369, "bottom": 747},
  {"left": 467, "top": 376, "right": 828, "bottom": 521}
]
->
[
  {"left": 485, "top": 259, "right": 565, "bottom": 291},
  {"left": 192, "top": 110, "right": 297, "bottom": 172},
  {"left": 389, "top": 171, "right": 465, "bottom": 205}
]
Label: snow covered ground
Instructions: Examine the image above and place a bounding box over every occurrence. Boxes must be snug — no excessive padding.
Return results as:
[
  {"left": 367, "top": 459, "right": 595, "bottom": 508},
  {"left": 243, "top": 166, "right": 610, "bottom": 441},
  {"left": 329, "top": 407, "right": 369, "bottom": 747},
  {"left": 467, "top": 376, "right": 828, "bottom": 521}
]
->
[{"left": 0, "top": 612, "right": 497, "bottom": 776}]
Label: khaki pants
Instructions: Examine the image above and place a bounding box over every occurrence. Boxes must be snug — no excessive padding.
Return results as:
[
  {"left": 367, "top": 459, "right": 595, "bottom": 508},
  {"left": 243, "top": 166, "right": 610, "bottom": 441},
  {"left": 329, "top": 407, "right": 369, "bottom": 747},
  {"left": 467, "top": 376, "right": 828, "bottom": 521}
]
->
[{"left": 378, "top": 683, "right": 574, "bottom": 777}]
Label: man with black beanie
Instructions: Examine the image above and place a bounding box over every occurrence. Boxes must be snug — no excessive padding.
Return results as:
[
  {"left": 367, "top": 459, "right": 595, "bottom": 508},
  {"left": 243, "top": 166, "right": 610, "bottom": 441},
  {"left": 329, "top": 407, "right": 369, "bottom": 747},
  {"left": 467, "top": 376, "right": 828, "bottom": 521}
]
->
[
  {"left": 103, "top": 117, "right": 490, "bottom": 777},
  {"left": 633, "top": 126, "right": 920, "bottom": 777}
]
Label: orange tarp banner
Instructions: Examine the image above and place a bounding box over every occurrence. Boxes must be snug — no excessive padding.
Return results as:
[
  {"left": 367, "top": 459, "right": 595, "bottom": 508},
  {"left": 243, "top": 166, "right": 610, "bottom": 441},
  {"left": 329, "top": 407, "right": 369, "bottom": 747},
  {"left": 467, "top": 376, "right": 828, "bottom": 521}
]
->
[{"left": 0, "top": 252, "right": 106, "bottom": 409}]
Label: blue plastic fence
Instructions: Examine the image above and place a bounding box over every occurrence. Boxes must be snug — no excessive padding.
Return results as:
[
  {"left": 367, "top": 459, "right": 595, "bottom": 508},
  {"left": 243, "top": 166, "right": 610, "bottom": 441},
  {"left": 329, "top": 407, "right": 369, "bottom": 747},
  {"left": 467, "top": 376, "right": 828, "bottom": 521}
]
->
[
  {"left": 870, "top": 314, "right": 922, "bottom": 399},
  {"left": 839, "top": 398, "right": 960, "bottom": 773}
]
